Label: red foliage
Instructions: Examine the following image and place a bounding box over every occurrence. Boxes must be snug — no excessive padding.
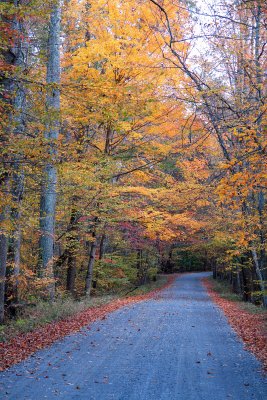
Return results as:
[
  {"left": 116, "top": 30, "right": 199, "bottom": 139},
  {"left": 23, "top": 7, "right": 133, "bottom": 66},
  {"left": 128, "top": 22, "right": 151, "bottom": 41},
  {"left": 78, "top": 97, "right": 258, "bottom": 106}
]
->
[
  {"left": 0, "top": 275, "right": 176, "bottom": 371},
  {"left": 203, "top": 278, "right": 267, "bottom": 371}
]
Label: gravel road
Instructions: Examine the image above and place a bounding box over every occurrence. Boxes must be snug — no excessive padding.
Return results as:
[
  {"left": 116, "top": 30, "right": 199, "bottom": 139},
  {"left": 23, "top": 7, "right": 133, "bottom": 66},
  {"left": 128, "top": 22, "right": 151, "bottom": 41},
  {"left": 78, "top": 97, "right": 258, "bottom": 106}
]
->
[{"left": 0, "top": 272, "right": 266, "bottom": 400}]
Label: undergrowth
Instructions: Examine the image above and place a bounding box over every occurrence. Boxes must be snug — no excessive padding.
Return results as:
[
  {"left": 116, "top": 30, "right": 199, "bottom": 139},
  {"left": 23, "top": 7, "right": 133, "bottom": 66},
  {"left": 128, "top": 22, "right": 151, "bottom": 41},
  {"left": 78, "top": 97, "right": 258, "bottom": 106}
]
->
[
  {"left": 127, "top": 276, "right": 168, "bottom": 296},
  {"left": 208, "top": 277, "right": 266, "bottom": 315},
  {"left": 0, "top": 276, "right": 168, "bottom": 343}
]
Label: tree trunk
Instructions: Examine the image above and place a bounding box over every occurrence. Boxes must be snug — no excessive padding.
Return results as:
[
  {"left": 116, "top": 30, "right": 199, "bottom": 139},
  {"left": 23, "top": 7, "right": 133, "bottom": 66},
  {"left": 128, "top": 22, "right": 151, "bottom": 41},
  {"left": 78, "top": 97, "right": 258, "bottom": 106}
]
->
[
  {"left": 9, "top": 166, "right": 24, "bottom": 302},
  {"left": 232, "top": 271, "right": 241, "bottom": 295},
  {"left": 66, "top": 202, "right": 80, "bottom": 294},
  {"left": 66, "top": 205, "right": 79, "bottom": 294},
  {"left": 66, "top": 251, "right": 76, "bottom": 294},
  {"left": 91, "top": 233, "right": 106, "bottom": 289},
  {"left": 99, "top": 234, "right": 106, "bottom": 260},
  {"left": 9, "top": 9, "right": 28, "bottom": 301},
  {"left": 258, "top": 191, "right": 266, "bottom": 281},
  {"left": 212, "top": 259, "right": 217, "bottom": 279},
  {"left": 241, "top": 263, "right": 251, "bottom": 302},
  {"left": 137, "top": 249, "right": 145, "bottom": 285},
  {"left": 0, "top": 233, "right": 8, "bottom": 324},
  {"left": 39, "top": 2, "right": 61, "bottom": 300},
  {"left": 251, "top": 248, "right": 267, "bottom": 307},
  {"left": 166, "top": 247, "right": 173, "bottom": 273},
  {"left": 0, "top": 180, "right": 9, "bottom": 323},
  {"left": 85, "top": 235, "right": 98, "bottom": 297},
  {"left": 0, "top": 0, "right": 28, "bottom": 315}
]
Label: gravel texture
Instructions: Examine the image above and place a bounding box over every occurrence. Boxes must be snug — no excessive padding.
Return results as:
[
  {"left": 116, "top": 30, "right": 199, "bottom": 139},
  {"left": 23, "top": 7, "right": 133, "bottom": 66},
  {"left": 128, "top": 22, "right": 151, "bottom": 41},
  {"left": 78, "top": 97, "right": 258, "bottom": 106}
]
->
[{"left": 0, "top": 272, "right": 266, "bottom": 399}]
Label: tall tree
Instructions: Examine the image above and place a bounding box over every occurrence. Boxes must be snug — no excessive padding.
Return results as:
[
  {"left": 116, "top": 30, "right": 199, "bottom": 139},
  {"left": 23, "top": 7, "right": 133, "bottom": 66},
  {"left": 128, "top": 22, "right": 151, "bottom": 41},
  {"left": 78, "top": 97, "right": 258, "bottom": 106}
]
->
[
  {"left": 39, "top": 1, "right": 61, "bottom": 300},
  {"left": 0, "top": 0, "right": 29, "bottom": 320}
]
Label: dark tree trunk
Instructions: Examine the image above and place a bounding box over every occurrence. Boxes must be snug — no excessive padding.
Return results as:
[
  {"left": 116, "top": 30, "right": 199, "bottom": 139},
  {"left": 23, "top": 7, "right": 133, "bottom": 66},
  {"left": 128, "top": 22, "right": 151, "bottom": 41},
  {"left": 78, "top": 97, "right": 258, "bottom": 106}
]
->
[
  {"left": 66, "top": 251, "right": 76, "bottom": 294},
  {"left": 232, "top": 271, "right": 241, "bottom": 295},
  {"left": 166, "top": 247, "right": 174, "bottom": 273},
  {"left": 137, "top": 249, "right": 146, "bottom": 285},
  {"left": 9, "top": 165, "right": 24, "bottom": 303},
  {"left": 0, "top": 0, "right": 28, "bottom": 318},
  {"left": 92, "top": 233, "right": 106, "bottom": 290},
  {"left": 251, "top": 248, "right": 267, "bottom": 307},
  {"left": 65, "top": 205, "right": 80, "bottom": 294},
  {"left": 85, "top": 234, "right": 98, "bottom": 297},
  {"left": 0, "top": 197, "right": 9, "bottom": 323},
  {"left": 99, "top": 234, "right": 106, "bottom": 260},
  {"left": 241, "top": 265, "right": 251, "bottom": 302},
  {"left": 8, "top": 8, "right": 29, "bottom": 302}
]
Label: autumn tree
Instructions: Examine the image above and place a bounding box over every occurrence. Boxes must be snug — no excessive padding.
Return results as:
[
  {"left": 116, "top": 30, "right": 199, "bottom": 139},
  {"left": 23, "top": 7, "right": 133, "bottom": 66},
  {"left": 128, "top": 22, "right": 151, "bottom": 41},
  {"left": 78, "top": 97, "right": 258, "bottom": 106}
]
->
[
  {"left": 148, "top": 0, "right": 267, "bottom": 304},
  {"left": 0, "top": 0, "right": 31, "bottom": 320}
]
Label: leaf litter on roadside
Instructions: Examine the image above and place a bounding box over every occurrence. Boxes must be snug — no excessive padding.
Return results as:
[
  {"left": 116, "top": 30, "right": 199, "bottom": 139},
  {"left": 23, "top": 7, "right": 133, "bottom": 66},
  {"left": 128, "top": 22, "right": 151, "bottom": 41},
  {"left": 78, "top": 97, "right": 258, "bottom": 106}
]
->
[
  {"left": 0, "top": 275, "right": 176, "bottom": 371},
  {"left": 203, "top": 278, "right": 267, "bottom": 371}
]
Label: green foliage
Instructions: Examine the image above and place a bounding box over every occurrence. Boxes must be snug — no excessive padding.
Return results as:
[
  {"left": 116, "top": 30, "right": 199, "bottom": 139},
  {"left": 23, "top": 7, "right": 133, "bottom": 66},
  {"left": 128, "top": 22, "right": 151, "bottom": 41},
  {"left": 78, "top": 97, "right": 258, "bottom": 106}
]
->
[
  {"left": 208, "top": 277, "right": 266, "bottom": 314},
  {"left": 127, "top": 275, "right": 167, "bottom": 296},
  {"left": 92, "top": 254, "right": 138, "bottom": 293},
  {"left": 208, "top": 277, "right": 242, "bottom": 302},
  {"left": 174, "top": 247, "right": 207, "bottom": 271}
]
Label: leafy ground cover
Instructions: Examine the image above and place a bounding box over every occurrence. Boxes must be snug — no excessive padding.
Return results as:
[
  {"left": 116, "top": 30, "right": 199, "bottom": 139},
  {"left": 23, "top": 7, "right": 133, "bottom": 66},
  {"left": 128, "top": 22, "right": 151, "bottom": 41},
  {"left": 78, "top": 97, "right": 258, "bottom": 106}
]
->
[
  {"left": 203, "top": 277, "right": 267, "bottom": 371},
  {"left": 0, "top": 275, "right": 175, "bottom": 371}
]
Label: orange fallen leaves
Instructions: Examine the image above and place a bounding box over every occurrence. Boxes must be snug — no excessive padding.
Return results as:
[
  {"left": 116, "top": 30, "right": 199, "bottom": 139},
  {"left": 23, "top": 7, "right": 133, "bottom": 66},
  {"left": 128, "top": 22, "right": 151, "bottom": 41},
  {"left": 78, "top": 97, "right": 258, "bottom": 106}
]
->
[
  {"left": 203, "top": 278, "right": 267, "bottom": 371},
  {"left": 0, "top": 275, "right": 176, "bottom": 371}
]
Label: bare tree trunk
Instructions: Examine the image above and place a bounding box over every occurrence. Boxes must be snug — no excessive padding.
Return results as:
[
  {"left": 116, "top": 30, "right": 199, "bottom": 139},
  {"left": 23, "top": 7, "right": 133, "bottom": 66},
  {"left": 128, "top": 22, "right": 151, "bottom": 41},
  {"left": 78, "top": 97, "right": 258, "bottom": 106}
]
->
[
  {"left": 0, "top": 234, "right": 8, "bottom": 324},
  {"left": 66, "top": 205, "right": 79, "bottom": 294},
  {"left": 0, "top": 0, "right": 28, "bottom": 317},
  {"left": 137, "top": 249, "right": 145, "bottom": 285},
  {"left": 10, "top": 208, "right": 22, "bottom": 303},
  {"left": 99, "top": 234, "right": 106, "bottom": 260},
  {"left": 85, "top": 234, "right": 98, "bottom": 297},
  {"left": 241, "top": 263, "right": 251, "bottom": 302},
  {"left": 0, "top": 177, "right": 9, "bottom": 324},
  {"left": 39, "top": 2, "right": 61, "bottom": 300},
  {"left": 8, "top": 8, "right": 28, "bottom": 301},
  {"left": 9, "top": 164, "right": 25, "bottom": 302},
  {"left": 251, "top": 248, "right": 267, "bottom": 307},
  {"left": 212, "top": 258, "right": 217, "bottom": 279},
  {"left": 66, "top": 251, "right": 76, "bottom": 294}
]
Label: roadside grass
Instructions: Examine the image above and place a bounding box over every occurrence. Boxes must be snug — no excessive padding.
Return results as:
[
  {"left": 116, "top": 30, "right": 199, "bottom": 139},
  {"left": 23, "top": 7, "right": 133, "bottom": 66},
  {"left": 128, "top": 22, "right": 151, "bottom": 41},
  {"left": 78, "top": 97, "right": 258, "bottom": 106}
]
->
[
  {"left": 208, "top": 276, "right": 266, "bottom": 315},
  {"left": 0, "top": 275, "right": 168, "bottom": 343},
  {"left": 125, "top": 276, "right": 168, "bottom": 296},
  {"left": 0, "top": 295, "right": 116, "bottom": 343}
]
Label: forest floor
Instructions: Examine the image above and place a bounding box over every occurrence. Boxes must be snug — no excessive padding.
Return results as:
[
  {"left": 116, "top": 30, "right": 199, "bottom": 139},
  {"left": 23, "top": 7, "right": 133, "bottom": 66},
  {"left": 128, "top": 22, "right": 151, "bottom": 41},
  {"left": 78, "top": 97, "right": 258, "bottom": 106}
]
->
[{"left": 0, "top": 272, "right": 266, "bottom": 400}]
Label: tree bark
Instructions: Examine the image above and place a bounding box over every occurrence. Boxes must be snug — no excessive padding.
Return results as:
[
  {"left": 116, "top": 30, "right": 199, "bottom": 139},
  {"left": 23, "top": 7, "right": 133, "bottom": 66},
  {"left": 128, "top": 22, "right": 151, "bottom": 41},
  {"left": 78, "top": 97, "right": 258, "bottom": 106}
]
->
[
  {"left": 0, "top": 232, "right": 8, "bottom": 324},
  {"left": 137, "top": 249, "right": 146, "bottom": 285},
  {"left": 0, "top": 177, "right": 9, "bottom": 323},
  {"left": 66, "top": 205, "right": 80, "bottom": 294},
  {"left": 66, "top": 250, "right": 76, "bottom": 294},
  {"left": 39, "top": 2, "right": 61, "bottom": 300},
  {"left": 240, "top": 262, "right": 251, "bottom": 302},
  {"left": 9, "top": 17, "right": 28, "bottom": 300},
  {"left": 85, "top": 234, "right": 98, "bottom": 297},
  {"left": 0, "top": 0, "right": 28, "bottom": 315},
  {"left": 99, "top": 234, "right": 106, "bottom": 260},
  {"left": 251, "top": 248, "right": 267, "bottom": 307}
]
